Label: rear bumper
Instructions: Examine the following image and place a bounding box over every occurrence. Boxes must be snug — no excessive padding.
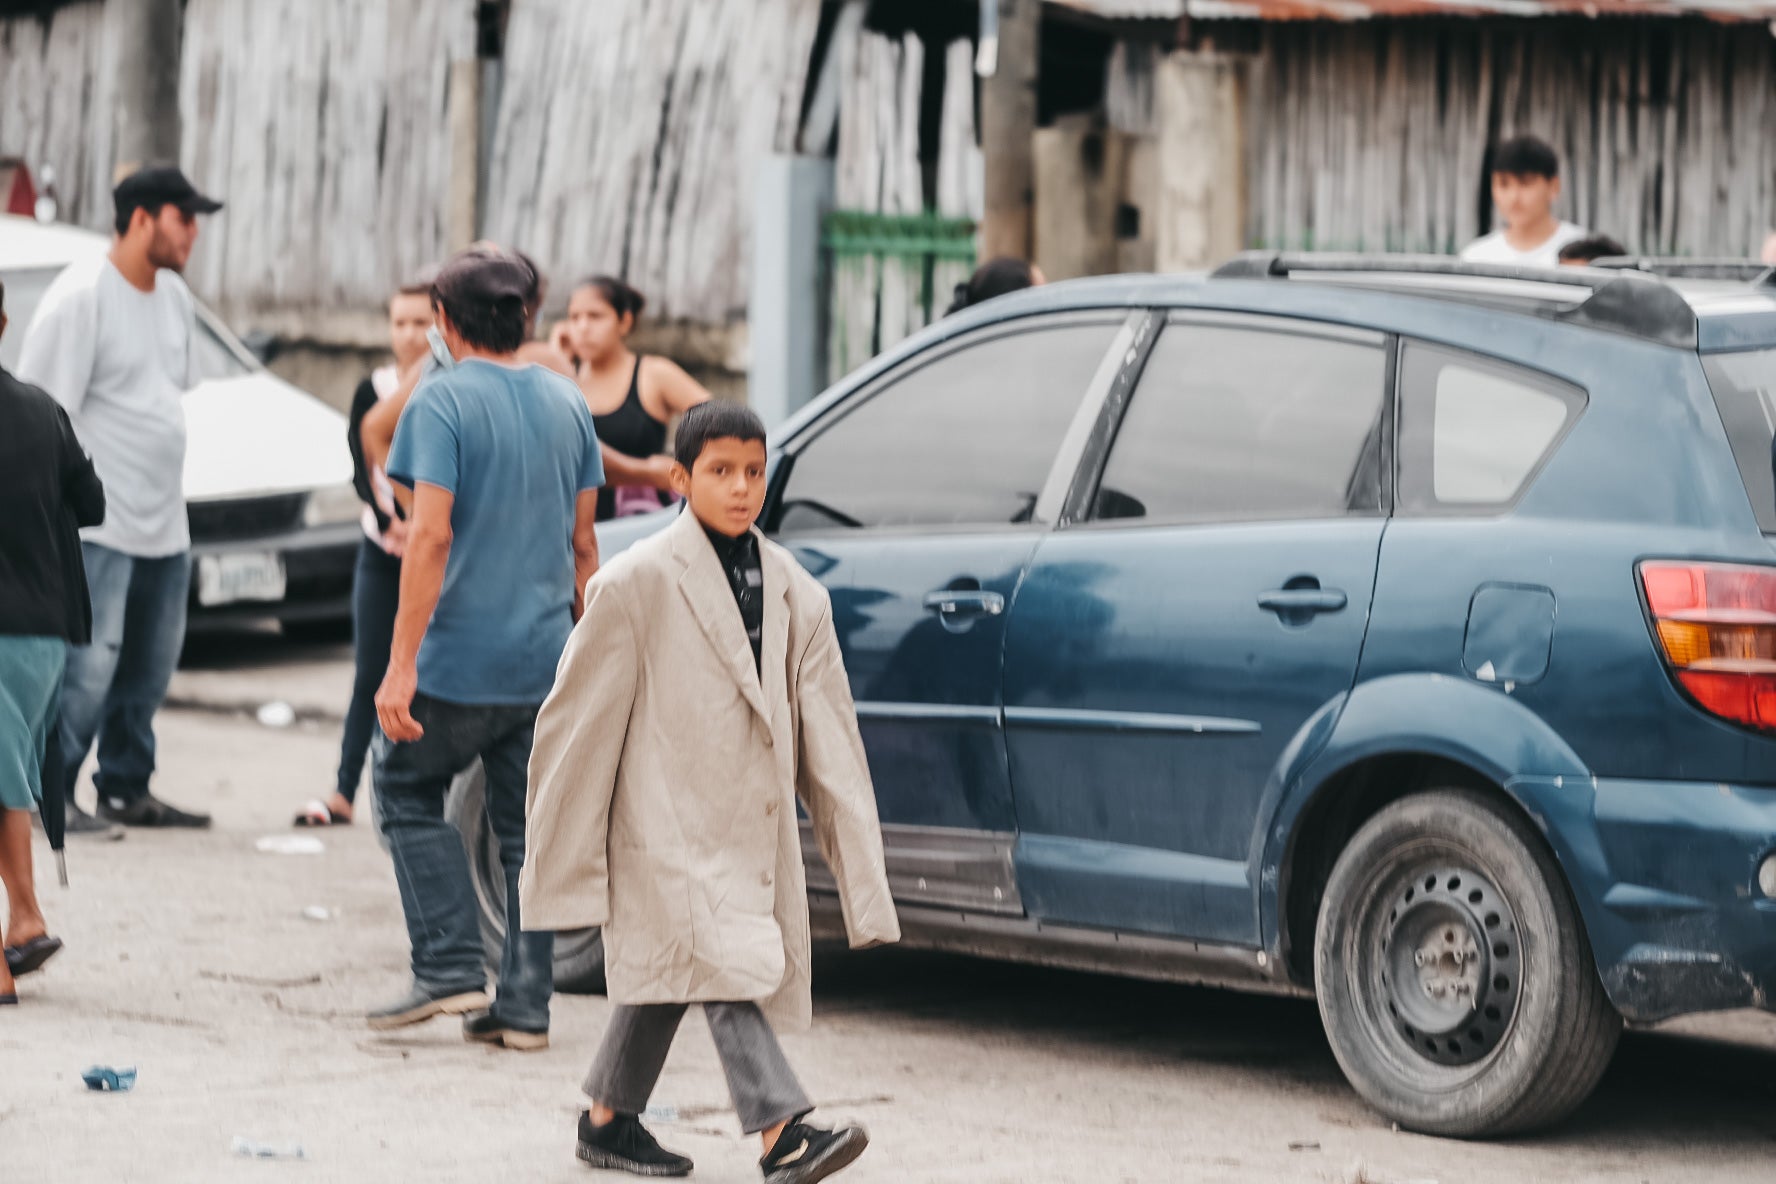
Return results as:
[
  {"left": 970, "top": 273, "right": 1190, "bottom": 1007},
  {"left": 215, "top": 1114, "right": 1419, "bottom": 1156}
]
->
[
  {"left": 1522, "top": 774, "right": 1776, "bottom": 1022},
  {"left": 186, "top": 524, "right": 360, "bottom": 625}
]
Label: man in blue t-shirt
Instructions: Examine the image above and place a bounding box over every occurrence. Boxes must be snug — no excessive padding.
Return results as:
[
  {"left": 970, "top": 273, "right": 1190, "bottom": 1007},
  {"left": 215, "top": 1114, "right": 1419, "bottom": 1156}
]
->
[{"left": 366, "top": 250, "right": 604, "bottom": 1049}]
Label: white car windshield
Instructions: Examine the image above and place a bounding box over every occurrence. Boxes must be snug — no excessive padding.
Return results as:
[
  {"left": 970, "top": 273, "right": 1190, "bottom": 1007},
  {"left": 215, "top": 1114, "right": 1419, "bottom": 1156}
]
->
[{"left": 1, "top": 264, "right": 255, "bottom": 383}]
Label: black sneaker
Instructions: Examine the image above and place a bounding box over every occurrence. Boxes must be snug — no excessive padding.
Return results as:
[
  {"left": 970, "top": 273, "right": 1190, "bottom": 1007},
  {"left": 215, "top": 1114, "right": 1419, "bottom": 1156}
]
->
[
  {"left": 98, "top": 792, "right": 211, "bottom": 829},
  {"left": 760, "top": 1121, "right": 868, "bottom": 1184},
  {"left": 61, "top": 802, "right": 125, "bottom": 841},
  {"left": 462, "top": 1008, "right": 548, "bottom": 1051},
  {"left": 576, "top": 1111, "right": 693, "bottom": 1178},
  {"left": 366, "top": 983, "right": 491, "bottom": 1030}
]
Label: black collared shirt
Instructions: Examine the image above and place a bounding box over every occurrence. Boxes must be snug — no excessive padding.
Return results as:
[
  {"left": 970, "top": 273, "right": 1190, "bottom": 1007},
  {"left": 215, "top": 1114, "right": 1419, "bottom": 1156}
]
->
[{"left": 703, "top": 523, "right": 763, "bottom": 672}]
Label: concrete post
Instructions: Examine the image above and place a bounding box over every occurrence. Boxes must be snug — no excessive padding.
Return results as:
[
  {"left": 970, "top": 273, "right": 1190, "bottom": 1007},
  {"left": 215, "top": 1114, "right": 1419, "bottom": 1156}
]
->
[
  {"left": 750, "top": 154, "right": 835, "bottom": 428},
  {"left": 1154, "top": 51, "right": 1247, "bottom": 272},
  {"left": 446, "top": 58, "right": 483, "bottom": 251},
  {"left": 108, "top": 0, "right": 184, "bottom": 178},
  {"left": 980, "top": 0, "right": 1039, "bottom": 261}
]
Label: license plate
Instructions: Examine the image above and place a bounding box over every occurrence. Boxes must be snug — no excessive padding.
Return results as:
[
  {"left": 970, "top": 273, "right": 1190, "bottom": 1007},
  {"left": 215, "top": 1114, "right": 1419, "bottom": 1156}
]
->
[{"left": 196, "top": 551, "right": 287, "bottom": 606}]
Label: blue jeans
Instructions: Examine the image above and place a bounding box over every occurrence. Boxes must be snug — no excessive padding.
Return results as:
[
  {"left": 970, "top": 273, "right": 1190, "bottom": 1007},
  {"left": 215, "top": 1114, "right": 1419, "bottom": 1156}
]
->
[
  {"left": 53, "top": 543, "right": 189, "bottom": 809},
  {"left": 372, "top": 692, "right": 553, "bottom": 1029},
  {"left": 335, "top": 539, "right": 401, "bottom": 803}
]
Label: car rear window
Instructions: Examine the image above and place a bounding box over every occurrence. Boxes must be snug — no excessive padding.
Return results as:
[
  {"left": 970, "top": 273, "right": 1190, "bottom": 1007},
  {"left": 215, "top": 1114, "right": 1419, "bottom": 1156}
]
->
[{"left": 1704, "top": 349, "right": 1776, "bottom": 533}]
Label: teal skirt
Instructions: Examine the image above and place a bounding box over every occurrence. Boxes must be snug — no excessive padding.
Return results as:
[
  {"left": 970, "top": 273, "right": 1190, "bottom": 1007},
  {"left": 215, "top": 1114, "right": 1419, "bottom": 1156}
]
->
[{"left": 0, "top": 635, "right": 66, "bottom": 811}]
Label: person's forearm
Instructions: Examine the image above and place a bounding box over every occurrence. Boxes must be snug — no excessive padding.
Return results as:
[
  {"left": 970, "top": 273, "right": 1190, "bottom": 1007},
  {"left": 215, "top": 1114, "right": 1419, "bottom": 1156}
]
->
[
  {"left": 572, "top": 538, "right": 600, "bottom": 622},
  {"left": 599, "top": 444, "right": 658, "bottom": 487},
  {"left": 389, "top": 527, "right": 450, "bottom": 670}
]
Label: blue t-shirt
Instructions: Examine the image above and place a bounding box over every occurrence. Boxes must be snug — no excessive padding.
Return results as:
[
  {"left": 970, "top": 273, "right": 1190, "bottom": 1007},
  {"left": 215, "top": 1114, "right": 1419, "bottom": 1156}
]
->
[{"left": 387, "top": 359, "right": 604, "bottom": 704}]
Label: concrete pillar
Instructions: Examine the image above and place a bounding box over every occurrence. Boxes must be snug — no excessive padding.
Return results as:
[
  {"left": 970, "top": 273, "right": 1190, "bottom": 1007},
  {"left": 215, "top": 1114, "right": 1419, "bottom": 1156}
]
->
[
  {"left": 446, "top": 58, "right": 483, "bottom": 251},
  {"left": 108, "top": 0, "right": 184, "bottom": 178},
  {"left": 749, "top": 154, "right": 835, "bottom": 428},
  {"left": 980, "top": 0, "right": 1040, "bottom": 261},
  {"left": 1154, "top": 51, "right": 1247, "bottom": 272}
]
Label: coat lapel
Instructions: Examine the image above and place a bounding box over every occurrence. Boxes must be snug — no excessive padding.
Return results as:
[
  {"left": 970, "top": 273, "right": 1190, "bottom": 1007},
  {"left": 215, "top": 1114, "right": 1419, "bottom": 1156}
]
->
[
  {"left": 758, "top": 536, "right": 792, "bottom": 723},
  {"left": 670, "top": 510, "right": 772, "bottom": 726}
]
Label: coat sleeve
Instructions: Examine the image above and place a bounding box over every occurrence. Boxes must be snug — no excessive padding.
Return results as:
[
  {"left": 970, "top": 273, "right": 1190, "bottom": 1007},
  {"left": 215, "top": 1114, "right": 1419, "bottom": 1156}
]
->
[
  {"left": 520, "top": 575, "right": 639, "bottom": 931},
  {"left": 794, "top": 595, "right": 901, "bottom": 950}
]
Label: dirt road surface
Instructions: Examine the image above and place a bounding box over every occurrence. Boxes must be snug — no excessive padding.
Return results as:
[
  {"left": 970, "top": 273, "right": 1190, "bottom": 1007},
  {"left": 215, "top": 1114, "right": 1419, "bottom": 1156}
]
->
[{"left": 3, "top": 635, "right": 1774, "bottom": 1182}]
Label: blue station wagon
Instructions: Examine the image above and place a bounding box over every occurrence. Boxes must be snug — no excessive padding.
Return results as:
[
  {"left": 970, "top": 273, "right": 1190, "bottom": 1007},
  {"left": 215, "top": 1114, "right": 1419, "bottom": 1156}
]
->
[{"left": 457, "top": 254, "right": 1776, "bottom": 1137}]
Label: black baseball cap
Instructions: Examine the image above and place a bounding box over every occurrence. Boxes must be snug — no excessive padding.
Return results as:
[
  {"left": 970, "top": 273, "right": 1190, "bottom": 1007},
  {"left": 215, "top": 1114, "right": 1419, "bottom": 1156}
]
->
[{"left": 113, "top": 165, "right": 224, "bottom": 222}]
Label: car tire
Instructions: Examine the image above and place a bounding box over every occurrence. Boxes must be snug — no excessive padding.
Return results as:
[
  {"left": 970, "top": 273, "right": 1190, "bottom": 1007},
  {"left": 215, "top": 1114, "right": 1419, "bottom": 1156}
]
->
[
  {"left": 280, "top": 617, "right": 352, "bottom": 644},
  {"left": 444, "top": 761, "right": 607, "bottom": 995},
  {"left": 1313, "top": 788, "right": 1620, "bottom": 1137}
]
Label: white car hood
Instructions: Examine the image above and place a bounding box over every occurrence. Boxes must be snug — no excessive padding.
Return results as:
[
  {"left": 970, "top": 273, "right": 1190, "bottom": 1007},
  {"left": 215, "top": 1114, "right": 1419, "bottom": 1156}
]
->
[{"left": 182, "top": 373, "right": 352, "bottom": 501}]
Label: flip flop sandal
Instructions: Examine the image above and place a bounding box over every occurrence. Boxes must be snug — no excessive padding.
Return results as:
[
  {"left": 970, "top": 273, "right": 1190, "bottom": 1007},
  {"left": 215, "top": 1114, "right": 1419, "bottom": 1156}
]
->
[
  {"left": 293, "top": 800, "right": 351, "bottom": 828},
  {"left": 5, "top": 935, "right": 63, "bottom": 977},
  {"left": 0, "top": 994, "right": 17, "bottom": 1006}
]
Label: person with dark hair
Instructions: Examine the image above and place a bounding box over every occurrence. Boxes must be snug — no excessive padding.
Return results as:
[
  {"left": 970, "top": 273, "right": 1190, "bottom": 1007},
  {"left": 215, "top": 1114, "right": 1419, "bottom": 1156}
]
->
[
  {"left": 16, "top": 164, "right": 224, "bottom": 835},
  {"left": 945, "top": 256, "right": 1046, "bottom": 316},
  {"left": 292, "top": 277, "right": 434, "bottom": 828},
  {"left": 562, "top": 275, "right": 711, "bottom": 520},
  {"left": 0, "top": 276, "right": 105, "bottom": 1003},
  {"left": 1557, "top": 235, "right": 1629, "bottom": 267},
  {"left": 523, "top": 401, "right": 897, "bottom": 1182},
  {"left": 364, "top": 249, "right": 605, "bottom": 1048},
  {"left": 1460, "top": 135, "right": 1587, "bottom": 269}
]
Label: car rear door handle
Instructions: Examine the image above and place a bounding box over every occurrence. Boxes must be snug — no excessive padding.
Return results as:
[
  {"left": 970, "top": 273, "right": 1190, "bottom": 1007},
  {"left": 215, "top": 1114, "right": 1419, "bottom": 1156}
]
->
[{"left": 924, "top": 590, "right": 1005, "bottom": 618}]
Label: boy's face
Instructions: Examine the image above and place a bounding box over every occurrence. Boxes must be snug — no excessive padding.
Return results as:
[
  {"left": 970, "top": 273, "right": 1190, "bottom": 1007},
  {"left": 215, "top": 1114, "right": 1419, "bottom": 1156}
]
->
[
  {"left": 1491, "top": 171, "right": 1559, "bottom": 230},
  {"left": 673, "top": 437, "right": 769, "bottom": 538}
]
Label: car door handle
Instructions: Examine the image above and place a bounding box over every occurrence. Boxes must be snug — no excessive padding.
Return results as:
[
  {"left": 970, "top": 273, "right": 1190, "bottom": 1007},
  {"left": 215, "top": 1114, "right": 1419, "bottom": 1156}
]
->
[
  {"left": 923, "top": 590, "right": 1005, "bottom": 618},
  {"left": 1258, "top": 588, "right": 1348, "bottom": 618}
]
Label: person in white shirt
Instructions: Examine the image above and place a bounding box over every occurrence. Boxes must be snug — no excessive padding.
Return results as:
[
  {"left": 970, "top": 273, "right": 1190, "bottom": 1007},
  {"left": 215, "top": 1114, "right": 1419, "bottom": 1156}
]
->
[
  {"left": 16, "top": 166, "right": 223, "bottom": 834},
  {"left": 1459, "top": 136, "right": 1587, "bottom": 269}
]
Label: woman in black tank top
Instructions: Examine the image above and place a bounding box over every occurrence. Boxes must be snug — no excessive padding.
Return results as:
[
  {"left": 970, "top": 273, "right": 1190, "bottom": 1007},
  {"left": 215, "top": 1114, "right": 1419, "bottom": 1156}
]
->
[{"left": 564, "top": 276, "right": 712, "bottom": 520}]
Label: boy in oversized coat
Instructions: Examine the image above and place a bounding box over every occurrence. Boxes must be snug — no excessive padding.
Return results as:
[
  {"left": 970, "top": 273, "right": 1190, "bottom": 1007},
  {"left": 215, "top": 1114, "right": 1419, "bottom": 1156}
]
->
[{"left": 521, "top": 402, "right": 900, "bottom": 1182}]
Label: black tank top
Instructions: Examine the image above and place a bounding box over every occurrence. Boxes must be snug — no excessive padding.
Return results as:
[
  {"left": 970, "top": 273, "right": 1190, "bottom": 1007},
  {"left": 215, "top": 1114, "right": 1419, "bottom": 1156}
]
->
[{"left": 593, "top": 355, "right": 670, "bottom": 520}]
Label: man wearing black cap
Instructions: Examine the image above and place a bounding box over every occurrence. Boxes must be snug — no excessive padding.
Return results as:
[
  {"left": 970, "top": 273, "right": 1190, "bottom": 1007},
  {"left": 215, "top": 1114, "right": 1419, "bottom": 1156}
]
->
[
  {"left": 16, "top": 165, "right": 224, "bottom": 835},
  {"left": 365, "top": 249, "right": 604, "bottom": 1048}
]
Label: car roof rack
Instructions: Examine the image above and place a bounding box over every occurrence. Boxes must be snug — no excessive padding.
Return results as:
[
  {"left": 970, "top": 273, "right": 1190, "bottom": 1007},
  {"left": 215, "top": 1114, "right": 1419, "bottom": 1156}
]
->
[
  {"left": 1589, "top": 256, "right": 1776, "bottom": 285},
  {"left": 1211, "top": 251, "right": 1699, "bottom": 349}
]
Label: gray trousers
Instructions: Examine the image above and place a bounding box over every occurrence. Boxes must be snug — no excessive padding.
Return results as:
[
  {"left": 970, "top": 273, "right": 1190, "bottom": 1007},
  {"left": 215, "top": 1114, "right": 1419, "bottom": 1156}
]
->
[{"left": 584, "top": 1002, "right": 812, "bottom": 1135}]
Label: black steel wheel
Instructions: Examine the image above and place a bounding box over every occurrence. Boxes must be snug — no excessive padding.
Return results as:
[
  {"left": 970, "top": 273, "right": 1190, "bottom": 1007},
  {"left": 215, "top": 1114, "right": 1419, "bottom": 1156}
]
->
[
  {"left": 1314, "top": 788, "right": 1619, "bottom": 1137},
  {"left": 445, "top": 761, "right": 606, "bottom": 994}
]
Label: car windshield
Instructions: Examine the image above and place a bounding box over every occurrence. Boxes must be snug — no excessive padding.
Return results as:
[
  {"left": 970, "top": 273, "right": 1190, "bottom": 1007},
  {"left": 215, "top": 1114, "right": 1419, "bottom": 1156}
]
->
[
  {"left": 1, "top": 263, "right": 256, "bottom": 383},
  {"left": 1703, "top": 347, "right": 1776, "bottom": 533}
]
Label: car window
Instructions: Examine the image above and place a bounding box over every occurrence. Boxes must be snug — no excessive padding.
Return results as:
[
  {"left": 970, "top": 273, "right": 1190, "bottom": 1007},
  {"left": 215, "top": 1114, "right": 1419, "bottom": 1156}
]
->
[
  {"left": 775, "top": 318, "right": 1119, "bottom": 532},
  {"left": 1397, "top": 343, "right": 1585, "bottom": 513},
  {"left": 2, "top": 265, "right": 254, "bottom": 383},
  {"left": 1090, "top": 321, "right": 1387, "bottom": 524},
  {"left": 1703, "top": 348, "right": 1776, "bottom": 533},
  {"left": 0, "top": 266, "right": 59, "bottom": 373},
  {"left": 189, "top": 312, "right": 255, "bottom": 383}
]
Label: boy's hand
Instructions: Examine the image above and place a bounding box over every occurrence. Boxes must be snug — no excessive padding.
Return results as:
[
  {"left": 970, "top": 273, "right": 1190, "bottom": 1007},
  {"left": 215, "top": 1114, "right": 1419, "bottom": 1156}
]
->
[{"left": 375, "top": 662, "right": 425, "bottom": 742}]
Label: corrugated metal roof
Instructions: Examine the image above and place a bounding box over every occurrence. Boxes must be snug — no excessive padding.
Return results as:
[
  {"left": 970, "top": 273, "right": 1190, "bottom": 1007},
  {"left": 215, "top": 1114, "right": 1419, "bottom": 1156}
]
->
[{"left": 1049, "top": 0, "right": 1776, "bottom": 20}]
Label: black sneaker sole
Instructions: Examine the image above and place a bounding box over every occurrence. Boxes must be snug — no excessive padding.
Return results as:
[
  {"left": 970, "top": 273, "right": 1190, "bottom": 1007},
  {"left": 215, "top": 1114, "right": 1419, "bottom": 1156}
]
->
[
  {"left": 575, "top": 1141, "right": 693, "bottom": 1177},
  {"left": 765, "top": 1128, "right": 869, "bottom": 1184}
]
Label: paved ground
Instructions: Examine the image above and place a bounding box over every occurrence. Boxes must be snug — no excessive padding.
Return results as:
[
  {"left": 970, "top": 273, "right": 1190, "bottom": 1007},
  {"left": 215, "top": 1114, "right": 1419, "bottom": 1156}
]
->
[{"left": 4, "top": 632, "right": 1775, "bottom": 1182}]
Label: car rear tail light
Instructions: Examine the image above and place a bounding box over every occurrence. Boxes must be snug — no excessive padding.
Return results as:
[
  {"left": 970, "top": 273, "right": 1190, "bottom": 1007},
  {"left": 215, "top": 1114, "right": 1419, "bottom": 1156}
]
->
[{"left": 1640, "top": 561, "right": 1776, "bottom": 731}]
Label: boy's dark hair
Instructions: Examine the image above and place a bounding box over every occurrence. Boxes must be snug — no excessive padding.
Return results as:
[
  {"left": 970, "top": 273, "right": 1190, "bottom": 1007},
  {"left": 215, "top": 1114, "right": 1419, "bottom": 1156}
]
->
[
  {"left": 1490, "top": 135, "right": 1560, "bottom": 180},
  {"left": 576, "top": 275, "right": 647, "bottom": 324},
  {"left": 429, "top": 250, "right": 532, "bottom": 354},
  {"left": 946, "top": 256, "right": 1037, "bottom": 316},
  {"left": 674, "top": 401, "right": 767, "bottom": 471},
  {"left": 1557, "top": 235, "right": 1628, "bottom": 265}
]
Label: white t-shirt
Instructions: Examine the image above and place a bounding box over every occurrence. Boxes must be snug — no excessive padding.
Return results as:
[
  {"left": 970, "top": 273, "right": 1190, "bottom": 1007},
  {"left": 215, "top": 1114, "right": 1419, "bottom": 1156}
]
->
[
  {"left": 17, "top": 256, "right": 193, "bottom": 558},
  {"left": 1459, "top": 222, "right": 1589, "bottom": 269}
]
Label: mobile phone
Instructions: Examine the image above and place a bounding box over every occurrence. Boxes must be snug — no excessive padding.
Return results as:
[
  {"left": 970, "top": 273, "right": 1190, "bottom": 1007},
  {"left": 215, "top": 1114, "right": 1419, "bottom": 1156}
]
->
[{"left": 426, "top": 325, "right": 455, "bottom": 370}]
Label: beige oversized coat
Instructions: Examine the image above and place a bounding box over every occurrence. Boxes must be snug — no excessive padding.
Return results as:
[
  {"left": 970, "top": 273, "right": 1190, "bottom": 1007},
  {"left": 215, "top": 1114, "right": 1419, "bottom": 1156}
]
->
[{"left": 520, "top": 508, "right": 900, "bottom": 1030}]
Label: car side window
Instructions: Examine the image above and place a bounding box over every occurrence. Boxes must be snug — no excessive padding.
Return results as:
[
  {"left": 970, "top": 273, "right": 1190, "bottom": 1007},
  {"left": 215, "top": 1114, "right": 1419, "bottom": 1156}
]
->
[
  {"left": 774, "top": 319, "right": 1119, "bottom": 532},
  {"left": 1089, "top": 320, "right": 1387, "bottom": 524},
  {"left": 1397, "top": 342, "right": 1585, "bottom": 513}
]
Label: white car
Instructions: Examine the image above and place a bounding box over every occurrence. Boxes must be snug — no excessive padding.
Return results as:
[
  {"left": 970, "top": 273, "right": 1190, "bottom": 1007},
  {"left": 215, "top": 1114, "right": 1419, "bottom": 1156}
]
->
[{"left": 0, "top": 214, "right": 360, "bottom": 633}]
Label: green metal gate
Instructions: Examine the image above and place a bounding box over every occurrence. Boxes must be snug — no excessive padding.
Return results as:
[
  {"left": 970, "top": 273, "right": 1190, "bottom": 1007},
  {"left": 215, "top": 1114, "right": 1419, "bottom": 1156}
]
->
[{"left": 823, "top": 209, "right": 977, "bottom": 383}]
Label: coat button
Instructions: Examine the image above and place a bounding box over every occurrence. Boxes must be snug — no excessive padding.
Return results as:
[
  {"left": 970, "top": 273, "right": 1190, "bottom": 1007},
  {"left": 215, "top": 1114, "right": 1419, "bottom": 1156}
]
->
[
  {"left": 766, "top": 800, "right": 779, "bottom": 815},
  {"left": 760, "top": 871, "right": 773, "bottom": 887}
]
